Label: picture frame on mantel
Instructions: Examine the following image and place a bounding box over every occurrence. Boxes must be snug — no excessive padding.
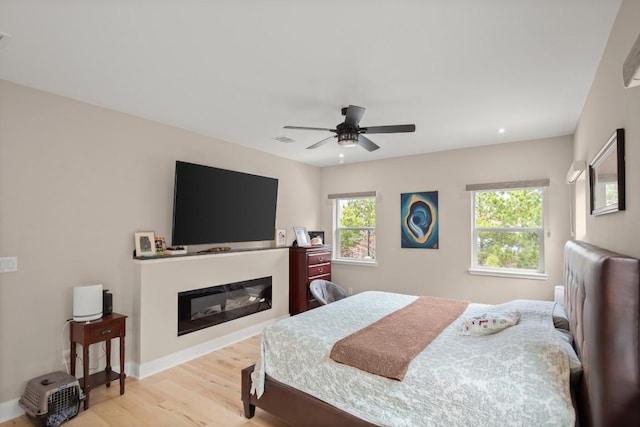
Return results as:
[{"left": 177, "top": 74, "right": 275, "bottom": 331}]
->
[
  {"left": 589, "top": 128, "right": 625, "bottom": 216},
  {"left": 154, "top": 236, "right": 167, "bottom": 255},
  {"left": 308, "top": 231, "right": 325, "bottom": 245},
  {"left": 134, "top": 231, "right": 156, "bottom": 257},
  {"left": 275, "top": 229, "right": 287, "bottom": 247},
  {"left": 293, "top": 226, "right": 310, "bottom": 247}
]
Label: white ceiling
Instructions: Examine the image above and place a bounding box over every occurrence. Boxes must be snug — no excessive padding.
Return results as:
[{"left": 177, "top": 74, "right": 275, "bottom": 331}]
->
[{"left": 0, "top": 0, "right": 622, "bottom": 167}]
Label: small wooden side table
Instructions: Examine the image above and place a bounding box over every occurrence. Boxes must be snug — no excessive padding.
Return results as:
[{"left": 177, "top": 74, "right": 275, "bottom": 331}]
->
[{"left": 70, "top": 312, "right": 127, "bottom": 409}]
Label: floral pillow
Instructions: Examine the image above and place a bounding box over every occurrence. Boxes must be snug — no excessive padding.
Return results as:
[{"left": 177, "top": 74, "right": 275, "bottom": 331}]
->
[{"left": 459, "top": 310, "right": 521, "bottom": 336}]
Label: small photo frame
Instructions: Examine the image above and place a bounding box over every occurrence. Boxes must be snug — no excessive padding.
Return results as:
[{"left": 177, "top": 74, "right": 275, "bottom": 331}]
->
[
  {"left": 135, "top": 231, "right": 156, "bottom": 257},
  {"left": 293, "top": 226, "right": 311, "bottom": 247},
  {"left": 275, "top": 229, "right": 287, "bottom": 247},
  {"left": 155, "top": 236, "right": 167, "bottom": 255},
  {"left": 308, "top": 231, "right": 325, "bottom": 245}
]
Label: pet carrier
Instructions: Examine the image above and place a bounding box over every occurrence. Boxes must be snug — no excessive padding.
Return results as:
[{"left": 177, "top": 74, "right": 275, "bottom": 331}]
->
[{"left": 19, "top": 371, "right": 84, "bottom": 427}]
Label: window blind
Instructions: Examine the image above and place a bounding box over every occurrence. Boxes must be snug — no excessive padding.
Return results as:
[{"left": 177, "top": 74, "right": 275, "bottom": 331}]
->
[
  {"left": 465, "top": 179, "right": 549, "bottom": 192},
  {"left": 327, "top": 191, "right": 377, "bottom": 199}
]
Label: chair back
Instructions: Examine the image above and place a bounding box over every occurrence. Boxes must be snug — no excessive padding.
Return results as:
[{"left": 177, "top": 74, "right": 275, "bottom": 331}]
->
[{"left": 309, "top": 280, "right": 348, "bottom": 305}]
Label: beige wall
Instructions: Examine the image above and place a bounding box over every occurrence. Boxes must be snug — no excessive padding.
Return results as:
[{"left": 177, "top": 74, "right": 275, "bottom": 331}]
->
[
  {"left": 321, "top": 135, "right": 573, "bottom": 304},
  {"left": 573, "top": 0, "right": 640, "bottom": 257},
  {"left": 0, "top": 80, "right": 321, "bottom": 405}
]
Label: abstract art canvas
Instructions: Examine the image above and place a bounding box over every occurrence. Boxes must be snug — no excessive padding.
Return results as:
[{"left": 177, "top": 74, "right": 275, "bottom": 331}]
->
[{"left": 401, "top": 191, "right": 439, "bottom": 249}]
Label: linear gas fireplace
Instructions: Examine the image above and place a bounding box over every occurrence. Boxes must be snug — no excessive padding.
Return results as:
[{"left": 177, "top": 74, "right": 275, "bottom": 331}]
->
[{"left": 177, "top": 276, "right": 272, "bottom": 336}]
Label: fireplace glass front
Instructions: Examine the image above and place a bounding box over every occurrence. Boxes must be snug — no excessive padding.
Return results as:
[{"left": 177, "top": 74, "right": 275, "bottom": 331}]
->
[{"left": 177, "top": 276, "right": 272, "bottom": 336}]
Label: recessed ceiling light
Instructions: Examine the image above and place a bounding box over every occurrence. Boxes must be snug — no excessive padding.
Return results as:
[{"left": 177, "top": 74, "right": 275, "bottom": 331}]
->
[
  {"left": 339, "top": 153, "right": 344, "bottom": 158},
  {"left": 498, "top": 128, "right": 506, "bottom": 134}
]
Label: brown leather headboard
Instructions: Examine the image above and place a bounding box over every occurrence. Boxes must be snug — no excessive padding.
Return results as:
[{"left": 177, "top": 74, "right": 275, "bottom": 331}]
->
[{"left": 564, "top": 240, "right": 640, "bottom": 426}]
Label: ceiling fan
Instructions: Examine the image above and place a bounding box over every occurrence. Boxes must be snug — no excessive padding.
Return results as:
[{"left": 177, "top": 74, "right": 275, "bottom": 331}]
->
[{"left": 284, "top": 105, "right": 416, "bottom": 152}]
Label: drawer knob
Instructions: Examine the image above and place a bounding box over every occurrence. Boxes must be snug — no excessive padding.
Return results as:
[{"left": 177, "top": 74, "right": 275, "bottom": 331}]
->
[
  {"left": 100, "top": 329, "right": 112, "bottom": 336},
  {"left": 318, "top": 267, "right": 323, "bottom": 273}
]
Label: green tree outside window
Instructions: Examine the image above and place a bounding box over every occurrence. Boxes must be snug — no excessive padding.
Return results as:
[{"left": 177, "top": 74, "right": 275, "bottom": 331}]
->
[
  {"left": 337, "top": 198, "right": 376, "bottom": 260},
  {"left": 474, "top": 189, "right": 543, "bottom": 271}
]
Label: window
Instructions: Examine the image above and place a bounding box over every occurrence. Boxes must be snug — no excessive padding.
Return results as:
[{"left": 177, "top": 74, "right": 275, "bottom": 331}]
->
[
  {"left": 331, "top": 193, "right": 376, "bottom": 263},
  {"left": 468, "top": 181, "right": 548, "bottom": 278}
]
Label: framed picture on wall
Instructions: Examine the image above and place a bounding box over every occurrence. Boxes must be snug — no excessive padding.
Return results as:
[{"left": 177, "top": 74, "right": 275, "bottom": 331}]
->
[
  {"left": 400, "top": 191, "right": 439, "bottom": 249},
  {"left": 134, "top": 231, "right": 156, "bottom": 257},
  {"left": 589, "top": 128, "right": 625, "bottom": 216}
]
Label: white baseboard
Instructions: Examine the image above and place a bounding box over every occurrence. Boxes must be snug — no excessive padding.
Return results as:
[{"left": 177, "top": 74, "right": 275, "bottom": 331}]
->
[
  {"left": 0, "top": 398, "right": 24, "bottom": 423},
  {"left": 0, "top": 316, "right": 286, "bottom": 423},
  {"left": 132, "top": 315, "right": 286, "bottom": 379}
]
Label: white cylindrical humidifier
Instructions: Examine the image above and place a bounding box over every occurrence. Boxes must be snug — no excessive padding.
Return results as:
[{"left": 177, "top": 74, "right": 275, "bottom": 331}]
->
[{"left": 73, "top": 283, "right": 104, "bottom": 321}]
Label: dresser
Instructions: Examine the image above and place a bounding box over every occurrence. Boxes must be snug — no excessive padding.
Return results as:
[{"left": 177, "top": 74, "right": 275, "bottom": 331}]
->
[{"left": 289, "top": 245, "right": 332, "bottom": 315}]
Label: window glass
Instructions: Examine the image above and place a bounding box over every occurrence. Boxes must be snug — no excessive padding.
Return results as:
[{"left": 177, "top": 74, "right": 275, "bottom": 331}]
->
[
  {"left": 334, "top": 197, "right": 376, "bottom": 262},
  {"left": 472, "top": 188, "right": 544, "bottom": 273}
]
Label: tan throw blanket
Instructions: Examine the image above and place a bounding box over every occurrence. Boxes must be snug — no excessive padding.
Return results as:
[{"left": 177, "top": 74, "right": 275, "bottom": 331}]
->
[{"left": 330, "top": 296, "right": 470, "bottom": 380}]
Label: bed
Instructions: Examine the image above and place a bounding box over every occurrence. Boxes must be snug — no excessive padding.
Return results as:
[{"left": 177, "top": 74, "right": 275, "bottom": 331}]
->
[{"left": 241, "top": 240, "right": 640, "bottom": 426}]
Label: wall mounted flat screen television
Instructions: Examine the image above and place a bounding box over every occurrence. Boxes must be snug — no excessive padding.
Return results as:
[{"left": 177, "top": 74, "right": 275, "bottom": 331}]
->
[{"left": 172, "top": 161, "right": 279, "bottom": 246}]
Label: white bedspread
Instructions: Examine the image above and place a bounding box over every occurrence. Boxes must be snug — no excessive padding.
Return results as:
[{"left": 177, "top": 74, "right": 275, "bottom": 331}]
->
[{"left": 251, "top": 291, "right": 575, "bottom": 427}]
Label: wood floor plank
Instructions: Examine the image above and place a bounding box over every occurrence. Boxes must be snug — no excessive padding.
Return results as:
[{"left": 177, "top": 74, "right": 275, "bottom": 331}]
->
[{"left": 0, "top": 335, "right": 286, "bottom": 427}]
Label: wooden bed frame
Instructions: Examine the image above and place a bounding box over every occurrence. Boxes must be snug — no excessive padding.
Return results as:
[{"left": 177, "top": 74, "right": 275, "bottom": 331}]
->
[{"left": 241, "top": 240, "right": 640, "bottom": 426}]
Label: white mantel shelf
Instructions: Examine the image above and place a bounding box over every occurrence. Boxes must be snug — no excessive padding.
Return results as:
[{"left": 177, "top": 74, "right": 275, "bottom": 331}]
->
[
  {"left": 133, "top": 247, "right": 288, "bottom": 264},
  {"left": 131, "top": 248, "right": 289, "bottom": 379}
]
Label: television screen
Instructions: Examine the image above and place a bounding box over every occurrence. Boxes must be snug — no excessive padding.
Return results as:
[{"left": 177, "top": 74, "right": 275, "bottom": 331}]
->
[{"left": 172, "top": 161, "right": 279, "bottom": 246}]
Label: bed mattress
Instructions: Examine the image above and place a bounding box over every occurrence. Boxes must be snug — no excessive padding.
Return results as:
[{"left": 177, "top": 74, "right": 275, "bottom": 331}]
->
[{"left": 251, "top": 291, "right": 575, "bottom": 427}]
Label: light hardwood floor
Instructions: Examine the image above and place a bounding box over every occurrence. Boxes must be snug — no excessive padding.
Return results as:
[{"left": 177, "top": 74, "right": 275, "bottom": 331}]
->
[{"left": 1, "top": 335, "right": 288, "bottom": 427}]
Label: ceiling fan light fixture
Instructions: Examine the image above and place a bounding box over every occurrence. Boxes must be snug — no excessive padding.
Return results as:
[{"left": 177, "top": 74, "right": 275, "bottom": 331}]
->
[
  {"left": 338, "top": 132, "right": 359, "bottom": 147},
  {"left": 287, "top": 105, "right": 415, "bottom": 152}
]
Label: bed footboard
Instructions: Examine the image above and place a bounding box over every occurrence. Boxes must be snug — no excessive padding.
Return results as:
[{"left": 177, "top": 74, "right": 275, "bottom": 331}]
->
[{"left": 241, "top": 364, "right": 377, "bottom": 427}]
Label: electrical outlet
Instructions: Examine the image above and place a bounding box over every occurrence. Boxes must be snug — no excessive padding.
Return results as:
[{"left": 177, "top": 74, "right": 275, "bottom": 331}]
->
[
  {"left": 348, "top": 287, "right": 353, "bottom": 296},
  {"left": 0, "top": 256, "right": 18, "bottom": 273}
]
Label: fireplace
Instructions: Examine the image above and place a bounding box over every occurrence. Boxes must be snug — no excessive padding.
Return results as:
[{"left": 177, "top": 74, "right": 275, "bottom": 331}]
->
[{"left": 177, "top": 276, "right": 272, "bottom": 336}]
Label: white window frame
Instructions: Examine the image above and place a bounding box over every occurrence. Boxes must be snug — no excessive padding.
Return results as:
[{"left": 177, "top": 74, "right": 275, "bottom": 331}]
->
[
  {"left": 467, "top": 181, "right": 548, "bottom": 280},
  {"left": 329, "top": 192, "right": 377, "bottom": 266}
]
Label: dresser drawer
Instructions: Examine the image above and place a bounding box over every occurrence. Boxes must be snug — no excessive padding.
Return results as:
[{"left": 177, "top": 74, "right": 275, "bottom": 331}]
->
[
  {"left": 307, "top": 298, "right": 321, "bottom": 310},
  {"left": 88, "top": 319, "right": 123, "bottom": 342},
  {"left": 307, "top": 252, "right": 331, "bottom": 266},
  {"left": 307, "top": 273, "right": 331, "bottom": 286},
  {"left": 308, "top": 263, "right": 331, "bottom": 278}
]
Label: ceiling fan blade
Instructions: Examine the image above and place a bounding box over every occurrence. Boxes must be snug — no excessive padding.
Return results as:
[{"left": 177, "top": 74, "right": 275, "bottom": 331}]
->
[
  {"left": 284, "top": 126, "right": 334, "bottom": 132},
  {"left": 307, "top": 135, "right": 336, "bottom": 149},
  {"left": 344, "top": 105, "right": 366, "bottom": 127},
  {"left": 362, "top": 124, "right": 416, "bottom": 134},
  {"left": 358, "top": 135, "right": 380, "bottom": 152}
]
